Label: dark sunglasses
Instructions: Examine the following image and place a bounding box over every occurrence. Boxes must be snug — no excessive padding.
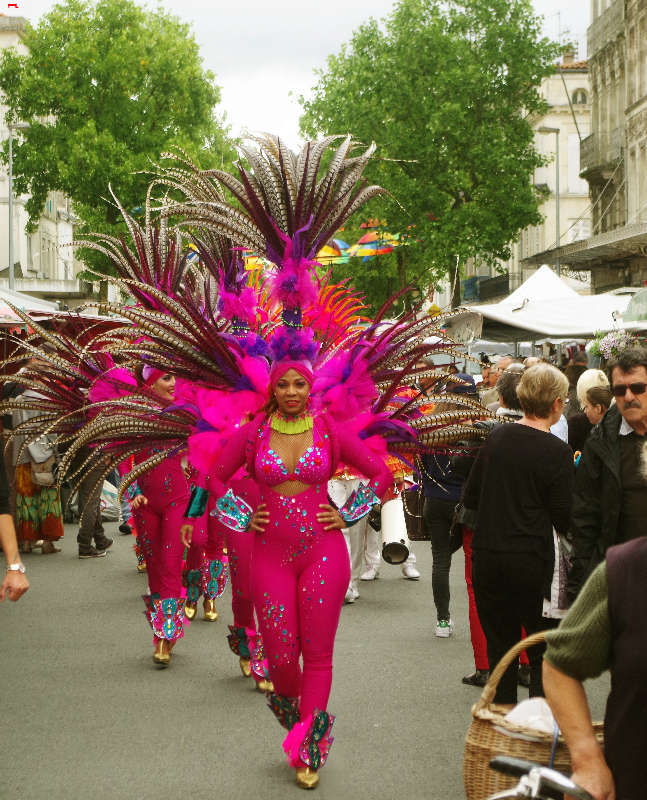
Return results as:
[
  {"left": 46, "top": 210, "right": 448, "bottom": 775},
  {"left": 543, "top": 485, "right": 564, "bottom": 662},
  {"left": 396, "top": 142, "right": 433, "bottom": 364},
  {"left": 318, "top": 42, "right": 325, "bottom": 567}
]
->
[{"left": 611, "top": 382, "right": 647, "bottom": 397}]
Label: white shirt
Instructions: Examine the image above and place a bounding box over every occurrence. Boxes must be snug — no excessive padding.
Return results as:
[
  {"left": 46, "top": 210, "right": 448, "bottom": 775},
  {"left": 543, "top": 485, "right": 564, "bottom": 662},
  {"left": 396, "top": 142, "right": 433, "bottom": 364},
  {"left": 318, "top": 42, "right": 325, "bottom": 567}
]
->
[
  {"left": 550, "top": 414, "right": 569, "bottom": 443},
  {"left": 619, "top": 416, "right": 635, "bottom": 436}
]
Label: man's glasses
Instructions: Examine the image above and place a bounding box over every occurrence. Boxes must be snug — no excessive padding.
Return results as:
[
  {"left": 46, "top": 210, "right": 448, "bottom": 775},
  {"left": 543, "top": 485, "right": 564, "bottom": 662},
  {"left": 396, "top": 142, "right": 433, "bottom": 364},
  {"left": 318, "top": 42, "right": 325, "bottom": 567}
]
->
[{"left": 611, "top": 382, "right": 647, "bottom": 397}]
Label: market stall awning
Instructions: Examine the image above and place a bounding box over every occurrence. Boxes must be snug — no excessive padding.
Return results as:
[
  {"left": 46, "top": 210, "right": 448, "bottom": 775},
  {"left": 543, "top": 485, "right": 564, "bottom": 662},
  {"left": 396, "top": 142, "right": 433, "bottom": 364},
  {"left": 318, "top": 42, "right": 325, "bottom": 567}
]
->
[
  {"left": 0, "top": 288, "right": 59, "bottom": 324},
  {"left": 468, "top": 266, "right": 631, "bottom": 341}
]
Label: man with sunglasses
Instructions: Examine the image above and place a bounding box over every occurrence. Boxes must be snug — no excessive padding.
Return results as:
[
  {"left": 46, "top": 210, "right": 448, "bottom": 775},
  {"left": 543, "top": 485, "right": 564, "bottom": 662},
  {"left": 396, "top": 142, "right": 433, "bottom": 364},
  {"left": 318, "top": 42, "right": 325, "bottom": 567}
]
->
[{"left": 567, "top": 346, "right": 647, "bottom": 602}]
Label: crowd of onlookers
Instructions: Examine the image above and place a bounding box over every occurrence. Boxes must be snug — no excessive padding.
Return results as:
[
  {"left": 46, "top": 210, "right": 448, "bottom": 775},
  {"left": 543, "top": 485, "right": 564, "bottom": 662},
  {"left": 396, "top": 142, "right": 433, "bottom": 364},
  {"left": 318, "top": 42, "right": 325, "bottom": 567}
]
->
[
  {"left": 343, "top": 344, "right": 647, "bottom": 796},
  {"left": 437, "top": 346, "right": 646, "bottom": 800}
]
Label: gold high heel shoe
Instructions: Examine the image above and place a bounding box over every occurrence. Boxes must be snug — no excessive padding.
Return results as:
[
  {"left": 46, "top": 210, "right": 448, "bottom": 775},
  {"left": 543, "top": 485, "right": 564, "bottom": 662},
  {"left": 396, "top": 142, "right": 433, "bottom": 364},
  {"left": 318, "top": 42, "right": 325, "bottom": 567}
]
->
[
  {"left": 256, "top": 678, "right": 274, "bottom": 693},
  {"left": 152, "top": 638, "right": 171, "bottom": 667},
  {"left": 295, "top": 767, "right": 319, "bottom": 790},
  {"left": 203, "top": 597, "right": 218, "bottom": 622},
  {"left": 239, "top": 657, "right": 252, "bottom": 678},
  {"left": 184, "top": 601, "right": 197, "bottom": 620}
]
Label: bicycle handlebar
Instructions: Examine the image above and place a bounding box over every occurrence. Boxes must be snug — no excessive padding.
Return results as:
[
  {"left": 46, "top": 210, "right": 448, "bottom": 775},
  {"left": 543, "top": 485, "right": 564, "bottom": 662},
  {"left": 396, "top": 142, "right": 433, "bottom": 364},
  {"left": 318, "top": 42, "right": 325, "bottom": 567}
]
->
[{"left": 489, "top": 757, "right": 595, "bottom": 800}]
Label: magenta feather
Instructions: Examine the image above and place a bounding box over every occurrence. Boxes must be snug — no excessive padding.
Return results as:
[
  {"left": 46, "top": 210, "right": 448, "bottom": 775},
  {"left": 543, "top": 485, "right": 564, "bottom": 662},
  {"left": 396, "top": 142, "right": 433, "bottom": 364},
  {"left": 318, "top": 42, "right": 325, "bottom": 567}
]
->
[
  {"left": 311, "top": 350, "right": 377, "bottom": 422},
  {"left": 268, "top": 326, "right": 319, "bottom": 364},
  {"left": 88, "top": 367, "right": 137, "bottom": 404}
]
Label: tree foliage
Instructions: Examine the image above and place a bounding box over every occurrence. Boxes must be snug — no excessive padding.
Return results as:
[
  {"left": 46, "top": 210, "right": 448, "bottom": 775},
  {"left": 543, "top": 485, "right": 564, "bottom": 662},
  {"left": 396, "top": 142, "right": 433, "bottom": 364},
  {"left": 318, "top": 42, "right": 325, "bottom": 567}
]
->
[
  {"left": 300, "top": 0, "right": 561, "bottom": 308},
  {"left": 0, "top": 0, "right": 236, "bottom": 272}
]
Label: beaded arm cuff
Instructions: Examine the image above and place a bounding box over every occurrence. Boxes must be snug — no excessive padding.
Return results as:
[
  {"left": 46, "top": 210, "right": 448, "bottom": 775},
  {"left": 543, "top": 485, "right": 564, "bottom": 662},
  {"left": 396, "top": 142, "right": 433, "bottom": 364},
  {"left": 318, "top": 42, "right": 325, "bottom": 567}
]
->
[
  {"left": 211, "top": 489, "right": 253, "bottom": 532},
  {"left": 125, "top": 483, "right": 142, "bottom": 501},
  {"left": 338, "top": 481, "right": 380, "bottom": 524},
  {"left": 184, "top": 485, "right": 209, "bottom": 518}
]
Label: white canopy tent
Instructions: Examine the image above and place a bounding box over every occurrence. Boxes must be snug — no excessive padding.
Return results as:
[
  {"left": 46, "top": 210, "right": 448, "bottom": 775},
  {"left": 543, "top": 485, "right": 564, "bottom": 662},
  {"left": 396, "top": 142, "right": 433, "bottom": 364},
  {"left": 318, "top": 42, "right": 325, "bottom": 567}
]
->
[
  {"left": 469, "top": 266, "right": 632, "bottom": 342},
  {"left": 0, "top": 288, "right": 58, "bottom": 324}
]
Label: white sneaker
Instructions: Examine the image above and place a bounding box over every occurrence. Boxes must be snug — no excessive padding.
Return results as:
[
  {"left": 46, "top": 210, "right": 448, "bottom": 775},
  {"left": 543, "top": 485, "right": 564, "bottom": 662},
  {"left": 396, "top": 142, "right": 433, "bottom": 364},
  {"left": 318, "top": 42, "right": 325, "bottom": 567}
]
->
[
  {"left": 344, "top": 587, "right": 356, "bottom": 604},
  {"left": 402, "top": 563, "right": 421, "bottom": 580},
  {"left": 351, "top": 583, "right": 360, "bottom": 601},
  {"left": 435, "top": 619, "right": 454, "bottom": 638},
  {"left": 360, "top": 566, "right": 379, "bottom": 581}
]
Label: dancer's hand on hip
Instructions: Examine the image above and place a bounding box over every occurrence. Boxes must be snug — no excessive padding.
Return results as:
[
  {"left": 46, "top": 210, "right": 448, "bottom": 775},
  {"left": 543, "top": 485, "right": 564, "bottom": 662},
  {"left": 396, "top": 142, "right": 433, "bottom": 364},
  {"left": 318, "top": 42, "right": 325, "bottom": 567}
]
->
[
  {"left": 131, "top": 494, "right": 148, "bottom": 510},
  {"left": 317, "top": 504, "right": 345, "bottom": 531},
  {"left": 249, "top": 503, "right": 269, "bottom": 533},
  {"left": 180, "top": 524, "right": 193, "bottom": 547}
]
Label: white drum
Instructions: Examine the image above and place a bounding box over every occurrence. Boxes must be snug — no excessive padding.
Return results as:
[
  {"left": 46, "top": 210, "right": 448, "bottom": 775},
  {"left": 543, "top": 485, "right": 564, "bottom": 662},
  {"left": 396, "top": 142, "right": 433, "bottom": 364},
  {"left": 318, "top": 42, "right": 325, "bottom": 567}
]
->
[{"left": 380, "top": 492, "right": 411, "bottom": 565}]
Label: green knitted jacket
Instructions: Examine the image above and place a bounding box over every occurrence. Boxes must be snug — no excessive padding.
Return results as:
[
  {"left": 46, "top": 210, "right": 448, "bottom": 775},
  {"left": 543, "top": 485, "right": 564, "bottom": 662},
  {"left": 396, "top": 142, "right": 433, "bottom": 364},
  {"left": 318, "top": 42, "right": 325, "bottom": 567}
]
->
[{"left": 544, "top": 561, "right": 611, "bottom": 680}]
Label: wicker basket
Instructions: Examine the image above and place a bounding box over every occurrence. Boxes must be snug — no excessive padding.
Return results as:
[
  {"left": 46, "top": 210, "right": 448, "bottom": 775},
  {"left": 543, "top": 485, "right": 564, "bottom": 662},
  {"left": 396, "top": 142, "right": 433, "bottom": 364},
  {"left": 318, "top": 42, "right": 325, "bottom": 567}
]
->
[{"left": 463, "top": 631, "right": 604, "bottom": 800}]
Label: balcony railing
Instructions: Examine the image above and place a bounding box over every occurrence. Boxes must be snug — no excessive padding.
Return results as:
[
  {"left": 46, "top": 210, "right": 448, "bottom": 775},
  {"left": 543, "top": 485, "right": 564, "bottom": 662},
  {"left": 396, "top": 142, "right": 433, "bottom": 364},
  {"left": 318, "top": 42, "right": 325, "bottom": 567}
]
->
[
  {"left": 588, "top": 0, "right": 624, "bottom": 57},
  {"left": 580, "top": 128, "right": 624, "bottom": 173}
]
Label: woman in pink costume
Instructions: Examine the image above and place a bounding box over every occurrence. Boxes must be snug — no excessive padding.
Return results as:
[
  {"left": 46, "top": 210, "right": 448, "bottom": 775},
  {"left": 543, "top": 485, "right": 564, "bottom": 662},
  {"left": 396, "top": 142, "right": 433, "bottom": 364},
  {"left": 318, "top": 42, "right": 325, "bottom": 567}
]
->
[
  {"left": 182, "top": 495, "right": 229, "bottom": 624},
  {"left": 128, "top": 364, "right": 207, "bottom": 667},
  {"left": 183, "top": 355, "right": 393, "bottom": 789},
  {"left": 218, "top": 475, "right": 275, "bottom": 693},
  {"left": 46, "top": 136, "right": 471, "bottom": 787},
  {"left": 174, "top": 372, "right": 274, "bottom": 690}
]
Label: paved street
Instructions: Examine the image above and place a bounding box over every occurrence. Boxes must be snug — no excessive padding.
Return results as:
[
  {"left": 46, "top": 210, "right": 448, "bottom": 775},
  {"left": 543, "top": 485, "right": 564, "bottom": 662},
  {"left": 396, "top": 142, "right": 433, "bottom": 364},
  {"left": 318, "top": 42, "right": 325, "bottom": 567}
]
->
[{"left": 1, "top": 524, "right": 609, "bottom": 800}]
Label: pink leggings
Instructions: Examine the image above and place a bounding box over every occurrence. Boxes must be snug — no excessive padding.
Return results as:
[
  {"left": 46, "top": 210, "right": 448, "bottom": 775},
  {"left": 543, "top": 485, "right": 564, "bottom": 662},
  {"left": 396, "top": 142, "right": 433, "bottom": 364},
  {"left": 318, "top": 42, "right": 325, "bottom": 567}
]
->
[
  {"left": 225, "top": 478, "right": 260, "bottom": 630},
  {"left": 252, "top": 486, "right": 350, "bottom": 719},
  {"left": 135, "top": 499, "right": 190, "bottom": 598},
  {"left": 185, "top": 512, "right": 227, "bottom": 574},
  {"left": 226, "top": 526, "right": 255, "bottom": 630}
]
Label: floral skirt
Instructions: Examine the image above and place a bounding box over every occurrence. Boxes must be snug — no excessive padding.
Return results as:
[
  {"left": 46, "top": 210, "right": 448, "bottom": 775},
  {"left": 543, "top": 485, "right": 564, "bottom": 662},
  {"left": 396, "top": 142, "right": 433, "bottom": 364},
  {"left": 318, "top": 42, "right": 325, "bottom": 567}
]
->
[{"left": 15, "top": 463, "right": 64, "bottom": 542}]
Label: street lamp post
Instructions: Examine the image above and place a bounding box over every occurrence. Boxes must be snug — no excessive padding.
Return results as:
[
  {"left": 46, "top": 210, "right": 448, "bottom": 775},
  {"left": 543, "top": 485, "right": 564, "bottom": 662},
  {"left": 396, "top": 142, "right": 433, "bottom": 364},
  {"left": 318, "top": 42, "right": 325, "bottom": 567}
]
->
[
  {"left": 537, "top": 126, "right": 560, "bottom": 277},
  {"left": 7, "top": 121, "right": 29, "bottom": 292}
]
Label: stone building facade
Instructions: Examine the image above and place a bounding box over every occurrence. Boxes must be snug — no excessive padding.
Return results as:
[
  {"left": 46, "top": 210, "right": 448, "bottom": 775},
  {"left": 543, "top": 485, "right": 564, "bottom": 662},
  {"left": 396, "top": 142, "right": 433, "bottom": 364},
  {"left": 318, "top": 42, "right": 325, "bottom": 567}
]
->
[
  {"left": 0, "top": 14, "right": 90, "bottom": 306},
  {"left": 524, "top": 0, "right": 647, "bottom": 293},
  {"left": 459, "top": 54, "right": 592, "bottom": 305}
]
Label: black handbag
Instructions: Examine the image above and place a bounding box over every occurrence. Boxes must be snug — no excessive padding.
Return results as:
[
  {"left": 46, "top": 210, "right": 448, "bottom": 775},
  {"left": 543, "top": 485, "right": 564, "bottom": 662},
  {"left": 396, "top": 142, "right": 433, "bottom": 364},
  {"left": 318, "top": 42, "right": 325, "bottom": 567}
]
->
[{"left": 402, "top": 484, "right": 428, "bottom": 541}]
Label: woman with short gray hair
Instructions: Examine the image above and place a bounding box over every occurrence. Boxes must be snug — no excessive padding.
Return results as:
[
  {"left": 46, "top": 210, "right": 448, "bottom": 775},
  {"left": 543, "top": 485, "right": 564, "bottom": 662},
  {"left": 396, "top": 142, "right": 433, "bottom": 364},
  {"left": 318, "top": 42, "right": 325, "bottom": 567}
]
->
[{"left": 462, "top": 363, "right": 573, "bottom": 704}]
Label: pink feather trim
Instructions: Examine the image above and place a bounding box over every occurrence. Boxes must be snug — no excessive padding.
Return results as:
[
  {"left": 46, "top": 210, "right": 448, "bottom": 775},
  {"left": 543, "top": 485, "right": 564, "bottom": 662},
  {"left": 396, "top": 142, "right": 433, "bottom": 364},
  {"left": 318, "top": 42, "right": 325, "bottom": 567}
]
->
[
  {"left": 88, "top": 367, "right": 136, "bottom": 404},
  {"left": 185, "top": 368, "right": 267, "bottom": 474},
  {"left": 282, "top": 721, "right": 310, "bottom": 767},
  {"left": 266, "top": 230, "right": 318, "bottom": 309},
  {"left": 237, "top": 354, "right": 270, "bottom": 398},
  {"left": 311, "top": 351, "right": 377, "bottom": 423},
  {"left": 219, "top": 285, "right": 258, "bottom": 327}
]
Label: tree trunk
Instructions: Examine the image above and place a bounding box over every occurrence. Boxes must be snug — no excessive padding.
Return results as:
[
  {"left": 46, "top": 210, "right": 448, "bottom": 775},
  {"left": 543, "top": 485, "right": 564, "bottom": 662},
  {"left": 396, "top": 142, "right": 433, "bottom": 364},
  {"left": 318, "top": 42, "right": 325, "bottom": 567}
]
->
[{"left": 450, "top": 259, "right": 461, "bottom": 308}]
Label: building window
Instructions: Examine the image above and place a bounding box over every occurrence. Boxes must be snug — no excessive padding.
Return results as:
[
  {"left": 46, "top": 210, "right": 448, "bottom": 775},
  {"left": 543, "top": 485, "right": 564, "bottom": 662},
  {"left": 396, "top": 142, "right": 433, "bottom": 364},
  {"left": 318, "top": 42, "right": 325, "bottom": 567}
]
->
[{"left": 572, "top": 89, "right": 588, "bottom": 105}]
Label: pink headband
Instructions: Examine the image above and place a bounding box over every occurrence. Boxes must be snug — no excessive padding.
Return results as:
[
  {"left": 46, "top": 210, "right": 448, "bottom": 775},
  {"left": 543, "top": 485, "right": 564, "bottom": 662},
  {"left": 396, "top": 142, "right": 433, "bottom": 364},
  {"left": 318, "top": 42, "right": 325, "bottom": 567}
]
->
[
  {"left": 269, "top": 360, "right": 314, "bottom": 389},
  {"left": 142, "top": 365, "right": 166, "bottom": 387}
]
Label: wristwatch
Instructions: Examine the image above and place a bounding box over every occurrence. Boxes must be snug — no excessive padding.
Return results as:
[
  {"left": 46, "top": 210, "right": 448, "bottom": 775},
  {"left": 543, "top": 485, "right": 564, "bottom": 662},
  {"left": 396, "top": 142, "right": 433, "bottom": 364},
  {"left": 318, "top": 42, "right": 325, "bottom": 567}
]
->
[{"left": 6, "top": 562, "right": 26, "bottom": 574}]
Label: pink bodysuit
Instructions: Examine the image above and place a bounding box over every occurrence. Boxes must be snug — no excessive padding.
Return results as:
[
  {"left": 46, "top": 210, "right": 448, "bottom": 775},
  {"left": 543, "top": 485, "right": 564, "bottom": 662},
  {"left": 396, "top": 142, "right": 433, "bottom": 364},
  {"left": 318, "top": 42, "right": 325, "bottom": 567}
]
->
[
  {"left": 129, "top": 450, "right": 206, "bottom": 641},
  {"left": 198, "top": 413, "right": 392, "bottom": 754}
]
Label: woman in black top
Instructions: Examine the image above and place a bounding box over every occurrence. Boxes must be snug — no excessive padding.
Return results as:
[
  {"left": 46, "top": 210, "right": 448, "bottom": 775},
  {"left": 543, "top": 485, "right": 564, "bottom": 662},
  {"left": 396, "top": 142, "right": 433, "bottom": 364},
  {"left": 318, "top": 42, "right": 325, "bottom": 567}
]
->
[{"left": 463, "top": 363, "right": 573, "bottom": 704}]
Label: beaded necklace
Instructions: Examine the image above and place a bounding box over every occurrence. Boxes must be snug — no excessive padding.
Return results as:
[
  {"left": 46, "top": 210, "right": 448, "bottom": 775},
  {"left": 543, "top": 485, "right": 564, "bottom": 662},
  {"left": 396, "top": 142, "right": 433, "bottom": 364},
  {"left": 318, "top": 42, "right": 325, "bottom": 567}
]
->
[{"left": 270, "top": 411, "right": 313, "bottom": 435}]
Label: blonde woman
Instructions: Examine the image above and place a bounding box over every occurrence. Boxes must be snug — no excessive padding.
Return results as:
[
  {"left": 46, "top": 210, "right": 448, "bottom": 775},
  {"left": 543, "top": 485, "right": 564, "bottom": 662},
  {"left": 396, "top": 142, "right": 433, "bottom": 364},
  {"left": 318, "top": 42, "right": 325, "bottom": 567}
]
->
[{"left": 462, "top": 364, "right": 574, "bottom": 704}]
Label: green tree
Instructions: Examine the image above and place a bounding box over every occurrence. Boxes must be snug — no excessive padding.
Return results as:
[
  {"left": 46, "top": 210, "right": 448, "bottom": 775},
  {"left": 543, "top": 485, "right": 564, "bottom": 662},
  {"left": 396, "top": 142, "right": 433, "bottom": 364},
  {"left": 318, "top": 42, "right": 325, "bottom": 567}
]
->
[
  {"left": 0, "top": 0, "right": 236, "bottom": 273},
  {"left": 300, "top": 0, "right": 560, "bottom": 309}
]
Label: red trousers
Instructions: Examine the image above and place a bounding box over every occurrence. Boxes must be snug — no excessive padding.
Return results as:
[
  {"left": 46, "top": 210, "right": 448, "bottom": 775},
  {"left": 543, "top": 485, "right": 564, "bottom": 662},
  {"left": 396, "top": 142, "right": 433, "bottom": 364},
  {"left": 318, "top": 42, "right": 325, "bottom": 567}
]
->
[
  {"left": 463, "top": 528, "right": 489, "bottom": 671},
  {"left": 463, "top": 527, "right": 529, "bottom": 670}
]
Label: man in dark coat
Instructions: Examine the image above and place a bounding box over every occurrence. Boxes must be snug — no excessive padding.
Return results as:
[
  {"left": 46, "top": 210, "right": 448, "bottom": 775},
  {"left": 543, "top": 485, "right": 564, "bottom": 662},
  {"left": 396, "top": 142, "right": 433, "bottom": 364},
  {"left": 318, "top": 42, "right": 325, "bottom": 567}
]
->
[{"left": 567, "top": 346, "right": 647, "bottom": 602}]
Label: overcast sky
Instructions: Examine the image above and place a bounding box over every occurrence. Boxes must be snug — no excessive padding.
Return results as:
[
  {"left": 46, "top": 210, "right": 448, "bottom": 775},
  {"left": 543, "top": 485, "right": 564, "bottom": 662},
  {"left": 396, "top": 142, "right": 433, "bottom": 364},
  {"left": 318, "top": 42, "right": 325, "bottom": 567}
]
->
[{"left": 14, "top": 0, "right": 589, "bottom": 147}]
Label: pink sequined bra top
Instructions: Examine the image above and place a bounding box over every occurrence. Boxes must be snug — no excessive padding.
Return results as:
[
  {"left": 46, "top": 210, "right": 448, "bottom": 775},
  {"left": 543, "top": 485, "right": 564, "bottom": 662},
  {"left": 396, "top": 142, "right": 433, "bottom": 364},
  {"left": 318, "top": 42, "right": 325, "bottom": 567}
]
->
[{"left": 255, "top": 421, "right": 331, "bottom": 488}]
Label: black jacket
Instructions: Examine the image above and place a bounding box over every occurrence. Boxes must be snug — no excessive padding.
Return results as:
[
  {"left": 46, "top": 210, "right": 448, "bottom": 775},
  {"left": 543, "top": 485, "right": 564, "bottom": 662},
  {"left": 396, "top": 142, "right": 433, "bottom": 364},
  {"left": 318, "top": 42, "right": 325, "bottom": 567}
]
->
[{"left": 567, "top": 404, "right": 624, "bottom": 601}]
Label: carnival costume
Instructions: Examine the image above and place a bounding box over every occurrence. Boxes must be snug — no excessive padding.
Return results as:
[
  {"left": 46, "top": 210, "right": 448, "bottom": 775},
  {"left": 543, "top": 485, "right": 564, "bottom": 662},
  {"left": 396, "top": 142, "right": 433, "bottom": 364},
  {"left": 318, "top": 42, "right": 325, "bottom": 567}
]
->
[{"left": 0, "top": 136, "right": 492, "bottom": 788}]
